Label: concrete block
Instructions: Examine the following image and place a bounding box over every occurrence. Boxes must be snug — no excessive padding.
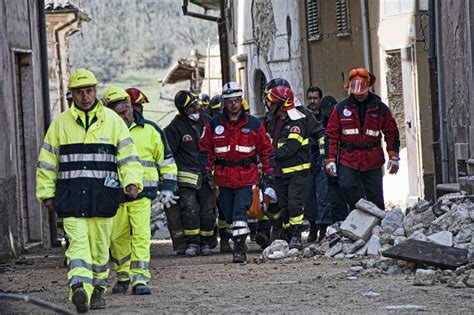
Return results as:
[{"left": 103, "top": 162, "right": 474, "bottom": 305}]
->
[
  {"left": 341, "top": 209, "right": 381, "bottom": 241},
  {"left": 356, "top": 199, "right": 386, "bottom": 219},
  {"left": 414, "top": 269, "right": 436, "bottom": 286},
  {"left": 427, "top": 231, "right": 453, "bottom": 247},
  {"left": 367, "top": 234, "right": 382, "bottom": 256}
]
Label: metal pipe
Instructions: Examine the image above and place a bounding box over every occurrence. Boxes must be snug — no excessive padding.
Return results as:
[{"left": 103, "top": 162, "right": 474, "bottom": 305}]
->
[
  {"left": 435, "top": 0, "right": 448, "bottom": 182},
  {"left": 38, "top": 0, "right": 51, "bottom": 128},
  {"left": 304, "top": 0, "right": 313, "bottom": 85},
  {"left": 360, "top": 0, "right": 372, "bottom": 72}
]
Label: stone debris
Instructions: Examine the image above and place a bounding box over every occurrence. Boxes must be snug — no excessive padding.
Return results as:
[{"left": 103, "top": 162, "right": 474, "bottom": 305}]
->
[
  {"left": 414, "top": 269, "right": 436, "bottom": 286},
  {"left": 340, "top": 210, "right": 380, "bottom": 241},
  {"left": 362, "top": 291, "right": 380, "bottom": 298},
  {"left": 355, "top": 199, "right": 386, "bottom": 219},
  {"left": 366, "top": 235, "right": 382, "bottom": 256},
  {"left": 427, "top": 231, "right": 453, "bottom": 247},
  {"left": 381, "top": 208, "right": 404, "bottom": 233},
  {"left": 262, "top": 240, "right": 290, "bottom": 260},
  {"left": 383, "top": 305, "right": 425, "bottom": 311}
]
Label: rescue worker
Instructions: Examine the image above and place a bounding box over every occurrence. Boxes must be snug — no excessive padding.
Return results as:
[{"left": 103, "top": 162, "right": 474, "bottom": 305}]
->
[
  {"left": 126, "top": 87, "right": 149, "bottom": 115},
  {"left": 164, "top": 90, "right": 217, "bottom": 256},
  {"left": 103, "top": 87, "right": 178, "bottom": 295},
  {"left": 304, "top": 86, "right": 332, "bottom": 243},
  {"left": 264, "top": 85, "right": 314, "bottom": 250},
  {"left": 36, "top": 69, "right": 143, "bottom": 313},
  {"left": 199, "top": 82, "right": 276, "bottom": 263},
  {"left": 209, "top": 94, "right": 223, "bottom": 117},
  {"left": 200, "top": 93, "right": 211, "bottom": 115},
  {"left": 325, "top": 67, "right": 400, "bottom": 211}
]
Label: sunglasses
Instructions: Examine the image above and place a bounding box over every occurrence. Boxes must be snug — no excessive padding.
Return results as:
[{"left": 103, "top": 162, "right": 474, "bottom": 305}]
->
[{"left": 349, "top": 68, "right": 370, "bottom": 80}]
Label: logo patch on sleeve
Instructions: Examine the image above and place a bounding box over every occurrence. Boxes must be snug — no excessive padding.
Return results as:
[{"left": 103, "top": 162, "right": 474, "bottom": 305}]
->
[
  {"left": 290, "top": 126, "right": 301, "bottom": 134},
  {"left": 182, "top": 134, "right": 193, "bottom": 142}
]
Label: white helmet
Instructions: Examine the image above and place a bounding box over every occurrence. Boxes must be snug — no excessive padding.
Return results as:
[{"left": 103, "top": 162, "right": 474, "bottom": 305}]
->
[{"left": 222, "top": 81, "right": 243, "bottom": 99}]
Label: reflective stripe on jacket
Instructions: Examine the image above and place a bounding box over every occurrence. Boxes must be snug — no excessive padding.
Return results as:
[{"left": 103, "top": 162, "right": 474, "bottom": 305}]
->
[
  {"left": 36, "top": 101, "right": 143, "bottom": 218},
  {"left": 325, "top": 93, "right": 400, "bottom": 171},
  {"left": 128, "top": 111, "right": 177, "bottom": 200}
]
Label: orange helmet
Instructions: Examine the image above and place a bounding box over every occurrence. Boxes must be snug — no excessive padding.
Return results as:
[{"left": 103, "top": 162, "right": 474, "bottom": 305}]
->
[
  {"left": 345, "top": 67, "right": 376, "bottom": 95},
  {"left": 266, "top": 86, "right": 294, "bottom": 111},
  {"left": 126, "top": 88, "right": 149, "bottom": 106}
]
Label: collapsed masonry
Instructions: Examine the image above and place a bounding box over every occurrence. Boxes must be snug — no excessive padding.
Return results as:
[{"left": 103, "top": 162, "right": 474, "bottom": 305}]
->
[{"left": 262, "top": 192, "right": 474, "bottom": 288}]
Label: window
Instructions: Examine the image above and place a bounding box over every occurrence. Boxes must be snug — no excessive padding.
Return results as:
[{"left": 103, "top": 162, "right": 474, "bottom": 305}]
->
[
  {"left": 385, "top": 0, "right": 415, "bottom": 16},
  {"left": 336, "top": 0, "right": 351, "bottom": 37},
  {"left": 306, "top": 0, "right": 321, "bottom": 41}
]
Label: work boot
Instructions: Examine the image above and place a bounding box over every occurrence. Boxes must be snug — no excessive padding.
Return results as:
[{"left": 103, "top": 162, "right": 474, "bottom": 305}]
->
[
  {"left": 232, "top": 237, "right": 247, "bottom": 263},
  {"left": 288, "top": 225, "right": 302, "bottom": 250},
  {"left": 132, "top": 284, "right": 151, "bottom": 295},
  {"left": 210, "top": 226, "right": 219, "bottom": 249},
  {"left": 71, "top": 283, "right": 89, "bottom": 313},
  {"left": 201, "top": 244, "right": 213, "bottom": 256},
  {"left": 90, "top": 286, "right": 106, "bottom": 310},
  {"left": 112, "top": 280, "right": 130, "bottom": 294},
  {"left": 185, "top": 243, "right": 199, "bottom": 257},
  {"left": 307, "top": 222, "right": 318, "bottom": 243},
  {"left": 255, "top": 231, "right": 271, "bottom": 249},
  {"left": 317, "top": 224, "right": 328, "bottom": 243},
  {"left": 219, "top": 228, "right": 232, "bottom": 253}
]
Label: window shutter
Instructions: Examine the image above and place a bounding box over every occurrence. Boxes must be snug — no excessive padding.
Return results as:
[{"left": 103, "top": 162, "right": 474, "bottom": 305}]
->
[
  {"left": 306, "top": 0, "right": 321, "bottom": 41},
  {"left": 336, "top": 0, "right": 351, "bottom": 37}
]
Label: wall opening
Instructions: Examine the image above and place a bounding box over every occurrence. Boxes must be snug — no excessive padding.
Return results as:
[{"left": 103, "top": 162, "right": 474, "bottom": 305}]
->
[
  {"left": 253, "top": 69, "right": 267, "bottom": 117},
  {"left": 386, "top": 50, "right": 406, "bottom": 148}
]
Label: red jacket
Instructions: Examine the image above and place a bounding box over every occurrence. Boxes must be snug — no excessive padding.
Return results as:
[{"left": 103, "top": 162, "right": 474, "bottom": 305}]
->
[
  {"left": 199, "top": 112, "right": 275, "bottom": 188},
  {"left": 325, "top": 93, "right": 400, "bottom": 171}
]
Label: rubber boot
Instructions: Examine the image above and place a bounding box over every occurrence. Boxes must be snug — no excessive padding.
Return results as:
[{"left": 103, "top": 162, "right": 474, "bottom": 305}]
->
[
  {"left": 201, "top": 237, "right": 213, "bottom": 256},
  {"left": 288, "top": 225, "right": 302, "bottom": 250},
  {"left": 232, "top": 236, "right": 247, "bottom": 263},
  {"left": 132, "top": 284, "right": 151, "bottom": 295},
  {"left": 112, "top": 280, "right": 130, "bottom": 294},
  {"left": 71, "top": 283, "right": 89, "bottom": 313},
  {"left": 255, "top": 220, "right": 271, "bottom": 249},
  {"left": 270, "top": 216, "right": 282, "bottom": 241},
  {"left": 219, "top": 228, "right": 232, "bottom": 253},
  {"left": 90, "top": 286, "right": 106, "bottom": 310},
  {"left": 185, "top": 243, "right": 200, "bottom": 257},
  {"left": 307, "top": 222, "right": 318, "bottom": 243}
]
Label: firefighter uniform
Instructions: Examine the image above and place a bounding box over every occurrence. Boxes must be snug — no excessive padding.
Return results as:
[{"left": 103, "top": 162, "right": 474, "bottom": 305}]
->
[
  {"left": 165, "top": 91, "right": 216, "bottom": 256},
  {"left": 109, "top": 106, "right": 177, "bottom": 293},
  {"left": 325, "top": 92, "right": 400, "bottom": 210},
  {"left": 199, "top": 82, "right": 275, "bottom": 262},
  {"left": 36, "top": 71, "right": 143, "bottom": 311}
]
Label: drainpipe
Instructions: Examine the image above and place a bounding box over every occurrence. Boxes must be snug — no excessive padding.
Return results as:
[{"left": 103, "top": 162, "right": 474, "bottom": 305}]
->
[
  {"left": 360, "top": 0, "right": 372, "bottom": 72},
  {"left": 304, "top": 0, "right": 313, "bottom": 85},
  {"left": 182, "top": 0, "right": 230, "bottom": 83},
  {"left": 435, "top": 0, "right": 448, "bottom": 182},
  {"left": 38, "top": 0, "right": 51, "bottom": 128},
  {"left": 54, "top": 14, "right": 80, "bottom": 113}
]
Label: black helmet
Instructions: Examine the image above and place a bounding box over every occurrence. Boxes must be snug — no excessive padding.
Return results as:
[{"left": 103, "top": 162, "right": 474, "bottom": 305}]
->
[
  {"left": 174, "top": 90, "right": 199, "bottom": 114},
  {"left": 200, "top": 93, "right": 210, "bottom": 108},
  {"left": 264, "top": 78, "right": 291, "bottom": 96},
  {"left": 210, "top": 95, "right": 222, "bottom": 110}
]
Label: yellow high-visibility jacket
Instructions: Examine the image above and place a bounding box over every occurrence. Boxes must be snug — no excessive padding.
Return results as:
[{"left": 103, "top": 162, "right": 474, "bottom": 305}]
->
[
  {"left": 127, "top": 111, "right": 177, "bottom": 201},
  {"left": 36, "top": 101, "right": 143, "bottom": 218}
]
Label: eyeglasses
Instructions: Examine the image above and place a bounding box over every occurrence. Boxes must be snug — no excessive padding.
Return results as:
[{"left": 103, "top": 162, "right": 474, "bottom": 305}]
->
[{"left": 348, "top": 68, "right": 370, "bottom": 80}]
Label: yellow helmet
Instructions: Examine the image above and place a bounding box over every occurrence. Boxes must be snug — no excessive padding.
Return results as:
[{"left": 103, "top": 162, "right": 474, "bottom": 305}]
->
[
  {"left": 68, "top": 68, "right": 99, "bottom": 89},
  {"left": 242, "top": 98, "right": 250, "bottom": 112},
  {"left": 102, "top": 86, "right": 130, "bottom": 105}
]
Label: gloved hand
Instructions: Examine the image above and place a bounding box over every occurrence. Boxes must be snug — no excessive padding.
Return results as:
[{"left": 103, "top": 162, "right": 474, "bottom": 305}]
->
[
  {"left": 126, "top": 185, "right": 139, "bottom": 199},
  {"left": 264, "top": 187, "right": 277, "bottom": 203},
  {"left": 387, "top": 158, "right": 400, "bottom": 174},
  {"left": 159, "top": 190, "right": 179, "bottom": 208},
  {"left": 42, "top": 198, "right": 54, "bottom": 211},
  {"left": 202, "top": 171, "right": 216, "bottom": 189},
  {"left": 325, "top": 162, "right": 337, "bottom": 177},
  {"left": 263, "top": 174, "right": 275, "bottom": 189}
]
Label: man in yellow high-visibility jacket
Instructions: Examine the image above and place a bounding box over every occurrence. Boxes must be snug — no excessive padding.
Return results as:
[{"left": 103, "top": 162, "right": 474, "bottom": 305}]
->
[
  {"left": 103, "top": 86, "right": 178, "bottom": 295},
  {"left": 36, "top": 69, "right": 143, "bottom": 313}
]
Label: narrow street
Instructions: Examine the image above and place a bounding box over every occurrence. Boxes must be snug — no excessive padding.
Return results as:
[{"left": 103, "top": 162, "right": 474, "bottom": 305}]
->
[{"left": 1, "top": 240, "right": 472, "bottom": 313}]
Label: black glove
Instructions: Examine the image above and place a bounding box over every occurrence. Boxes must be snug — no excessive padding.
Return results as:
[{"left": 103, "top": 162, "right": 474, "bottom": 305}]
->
[
  {"left": 202, "top": 171, "right": 216, "bottom": 190},
  {"left": 263, "top": 174, "right": 275, "bottom": 190}
]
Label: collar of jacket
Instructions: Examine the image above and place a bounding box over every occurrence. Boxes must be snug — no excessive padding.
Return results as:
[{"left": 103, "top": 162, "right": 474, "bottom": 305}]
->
[
  {"left": 133, "top": 110, "right": 146, "bottom": 126},
  {"left": 70, "top": 100, "right": 103, "bottom": 121},
  {"left": 221, "top": 109, "right": 246, "bottom": 124},
  {"left": 349, "top": 93, "right": 375, "bottom": 108}
]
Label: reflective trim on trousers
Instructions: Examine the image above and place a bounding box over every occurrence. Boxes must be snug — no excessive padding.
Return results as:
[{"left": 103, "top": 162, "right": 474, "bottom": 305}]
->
[
  {"left": 184, "top": 229, "right": 200, "bottom": 236},
  {"left": 170, "top": 229, "right": 184, "bottom": 238},
  {"left": 68, "top": 259, "right": 92, "bottom": 272},
  {"left": 217, "top": 219, "right": 229, "bottom": 228},
  {"left": 117, "top": 271, "right": 129, "bottom": 280},
  {"left": 232, "top": 220, "right": 248, "bottom": 228},
  {"left": 42, "top": 142, "right": 59, "bottom": 155},
  {"left": 248, "top": 218, "right": 258, "bottom": 223},
  {"left": 60, "top": 153, "right": 116, "bottom": 163},
  {"left": 111, "top": 253, "right": 131, "bottom": 266},
  {"left": 267, "top": 211, "right": 281, "bottom": 220},
  {"left": 37, "top": 161, "right": 58, "bottom": 171},
  {"left": 58, "top": 170, "right": 118, "bottom": 180},
  {"left": 130, "top": 274, "right": 150, "bottom": 283},
  {"left": 117, "top": 137, "right": 134, "bottom": 150},
  {"left": 131, "top": 261, "right": 149, "bottom": 270},
  {"left": 289, "top": 214, "right": 304, "bottom": 226},
  {"left": 68, "top": 275, "right": 93, "bottom": 286},
  {"left": 92, "top": 278, "right": 108, "bottom": 287},
  {"left": 232, "top": 227, "right": 251, "bottom": 236},
  {"left": 200, "top": 230, "right": 214, "bottom": 237},
  {"left": 92, "top": 262, "right": 109, "bottom": 274},
  {"left": 117, "top": 155, "right": 140, "bottom": 167}
]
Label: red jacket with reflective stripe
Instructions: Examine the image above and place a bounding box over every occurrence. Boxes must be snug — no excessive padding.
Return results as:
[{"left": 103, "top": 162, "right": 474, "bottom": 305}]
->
[
  {"left": 199, "top": 112, "right": 275, "bottom": 188},
  {"left": 325, "top": 94, "right": 400, "bottom": 171}
]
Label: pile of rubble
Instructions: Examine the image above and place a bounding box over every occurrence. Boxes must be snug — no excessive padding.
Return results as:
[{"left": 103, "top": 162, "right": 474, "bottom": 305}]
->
[{"left": 261, "top": 192, "right": 474, "bottom": 287}]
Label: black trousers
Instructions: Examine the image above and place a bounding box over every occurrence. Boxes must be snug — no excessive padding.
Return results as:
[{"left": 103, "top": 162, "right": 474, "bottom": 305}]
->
[
  {"left": 326, "top": 174, "right": 349, "bottom": 222},
  {"left": 179, "top": 183, "right": 216, "bottom": 245},
  {"left": 337, "top": 165, "right": 384, "bottom": 211},
  {"left": 276, "top": 172, "right": 307, "bottom": 226}
]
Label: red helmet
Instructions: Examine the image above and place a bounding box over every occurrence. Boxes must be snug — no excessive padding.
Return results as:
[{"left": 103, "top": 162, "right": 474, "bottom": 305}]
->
[
  {"left": 345, "top": 67, "right": 376, "bottom": 95},
  {"left": 126, "top": 88, "right": 149, "bottom": 106},
  {"left": 266, "top": 86, "right": 294, "bottom": 111}
]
